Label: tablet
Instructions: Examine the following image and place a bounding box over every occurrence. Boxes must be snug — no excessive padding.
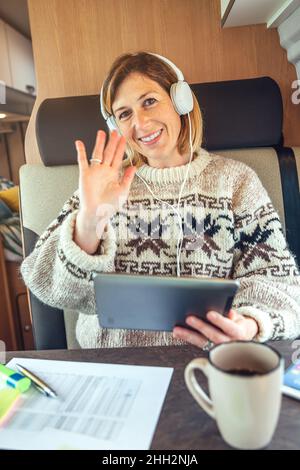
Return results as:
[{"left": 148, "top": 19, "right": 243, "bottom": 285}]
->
[{"left": 94, "top": 273, "right": 240, "bottom": 332}]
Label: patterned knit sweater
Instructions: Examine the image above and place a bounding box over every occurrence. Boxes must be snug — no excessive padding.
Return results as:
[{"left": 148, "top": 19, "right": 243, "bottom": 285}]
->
[{"left": 20, "top": 148, "right": 300, "bottom": 348}]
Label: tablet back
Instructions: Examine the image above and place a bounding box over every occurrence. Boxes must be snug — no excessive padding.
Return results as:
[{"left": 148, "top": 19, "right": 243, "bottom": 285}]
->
[{"left": 94, "top": 274, "right": 240, "bottom": 332}]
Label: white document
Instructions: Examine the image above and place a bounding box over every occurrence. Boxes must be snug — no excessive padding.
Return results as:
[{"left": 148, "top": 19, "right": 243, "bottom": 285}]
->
[{"left": 0, "top": 358, "right": 173, "bottom": 450}]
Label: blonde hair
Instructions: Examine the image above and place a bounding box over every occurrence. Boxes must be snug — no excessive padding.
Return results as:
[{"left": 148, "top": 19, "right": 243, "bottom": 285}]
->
[{"left": 101, "top": 51, "right": 203, "bottom": 168}]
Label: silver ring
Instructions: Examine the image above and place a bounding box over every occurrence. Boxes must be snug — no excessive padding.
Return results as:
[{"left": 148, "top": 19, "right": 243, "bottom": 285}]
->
[
  {"left": 90, "top": 158, "right": 103, "bottom": 164},
  {"left": 202, "top": 340, "right": 214, "bottom": 352}
]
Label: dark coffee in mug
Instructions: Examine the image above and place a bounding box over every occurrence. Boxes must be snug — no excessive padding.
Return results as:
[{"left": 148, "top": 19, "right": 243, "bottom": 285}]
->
[{"left": 225, "top": 368, "right": 267, "bottom": 376}]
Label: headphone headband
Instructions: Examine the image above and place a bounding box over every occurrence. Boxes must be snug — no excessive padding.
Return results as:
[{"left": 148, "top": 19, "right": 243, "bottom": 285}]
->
[{"left": 148, "top": 53, "right": 185, "bottom": 81}]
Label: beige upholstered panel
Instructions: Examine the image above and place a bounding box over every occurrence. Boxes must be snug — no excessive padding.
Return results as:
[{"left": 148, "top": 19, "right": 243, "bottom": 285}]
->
[
  {"left": 62, "top": 309, "right": 80, "bottom": 349},
  {"left": 217, "top": 147, "right": 285, "bottom": 234},
  {"left": 19, "top": 164, "right": 79, "bottom": 349},
  {"left": 19, "top": 164, "right": 79, "bottom": 235}
]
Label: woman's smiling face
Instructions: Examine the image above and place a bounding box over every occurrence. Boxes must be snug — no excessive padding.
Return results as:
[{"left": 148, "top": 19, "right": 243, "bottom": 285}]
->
[{"left": 112, "top": 72, "right": 186, "bottom": 168}]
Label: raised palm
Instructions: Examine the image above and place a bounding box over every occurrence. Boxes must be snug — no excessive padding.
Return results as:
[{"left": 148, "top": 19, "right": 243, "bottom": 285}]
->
[{"left": 75, "top": 130, "right": 136, "bottom": 219}]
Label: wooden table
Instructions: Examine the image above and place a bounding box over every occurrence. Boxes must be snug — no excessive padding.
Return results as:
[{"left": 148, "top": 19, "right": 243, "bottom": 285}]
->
[{"left": 6, "top": 340, "right": 300, "bottom": 450}]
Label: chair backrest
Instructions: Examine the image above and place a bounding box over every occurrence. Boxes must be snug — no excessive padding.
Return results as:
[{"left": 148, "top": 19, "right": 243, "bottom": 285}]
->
[
  {"left": 20, "top": 77, "right": 300, "bottom": 349},
  {"left": 20, "top": 165, "right": 79, "bottom": 349}
]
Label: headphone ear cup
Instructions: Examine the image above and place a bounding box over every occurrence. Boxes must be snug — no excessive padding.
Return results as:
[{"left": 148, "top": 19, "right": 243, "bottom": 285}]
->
[
  {"left": 170, "top": 81, "right": 194, "bottom": 115},
  {"left": 107, "top": 115, "right": 118, "bottom": 132}
]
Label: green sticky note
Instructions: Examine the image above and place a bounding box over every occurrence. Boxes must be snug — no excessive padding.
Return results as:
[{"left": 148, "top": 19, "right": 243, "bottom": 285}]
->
[
  {"left": 0, "top": 388, "right": 21, "bottom": 424},
  {"left": 0, "top": 364, "right": 31, "bottom": 392}
]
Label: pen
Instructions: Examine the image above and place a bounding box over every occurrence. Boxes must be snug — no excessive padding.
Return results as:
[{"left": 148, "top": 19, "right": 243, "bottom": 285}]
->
[
  {"left": 0, "top": 364, "right": 31, "bottom": 392},
  {"left": 15, "top": 364, "right": 58, "bottom": 398}
]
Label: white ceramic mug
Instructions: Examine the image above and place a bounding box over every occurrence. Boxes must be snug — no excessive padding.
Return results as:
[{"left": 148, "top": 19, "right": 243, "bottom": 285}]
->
[{"left": 184, "top": 341, "right": 284, "bottom": 449}]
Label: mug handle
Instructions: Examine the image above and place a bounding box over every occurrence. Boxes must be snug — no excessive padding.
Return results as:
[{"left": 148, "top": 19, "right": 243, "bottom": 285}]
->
[{"left": 184, "top": 358, "right": 215, "bottom": 419}]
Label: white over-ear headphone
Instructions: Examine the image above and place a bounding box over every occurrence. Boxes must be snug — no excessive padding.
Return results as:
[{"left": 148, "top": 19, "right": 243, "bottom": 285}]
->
[
  {"left": 100, "top": 52, "right": 194, "bottom": 131},
  {"left": 99, "top": 52, "right": 194, "bottom": 281}
]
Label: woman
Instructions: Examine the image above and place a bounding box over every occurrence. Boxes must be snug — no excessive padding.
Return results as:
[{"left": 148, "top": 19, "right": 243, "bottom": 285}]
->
[{"left": 21, "top": 51, "right": 300, "bottom": 349}]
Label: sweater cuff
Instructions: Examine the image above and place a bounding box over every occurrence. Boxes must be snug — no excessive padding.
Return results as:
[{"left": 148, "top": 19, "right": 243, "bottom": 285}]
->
[
  {"left": 235, "top": 306, "right": 274, "bottom": 343},
  {"left": 59, "top": 210, "right": 117, "bottom": 272}
]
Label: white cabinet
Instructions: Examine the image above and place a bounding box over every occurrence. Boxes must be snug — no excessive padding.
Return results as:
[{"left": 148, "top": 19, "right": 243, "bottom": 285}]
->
[
  {"left": 0, "top": 19, "right": 36, "bottom": 95},
  {"left": 221, "top": 0, "right": 300, "bottom": 28},
  {"left": 5, "top": 23, "right": 36, "bottom": 95},
  {"left": 0, "top": 19, "right": 12, "bottom": 88}
]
